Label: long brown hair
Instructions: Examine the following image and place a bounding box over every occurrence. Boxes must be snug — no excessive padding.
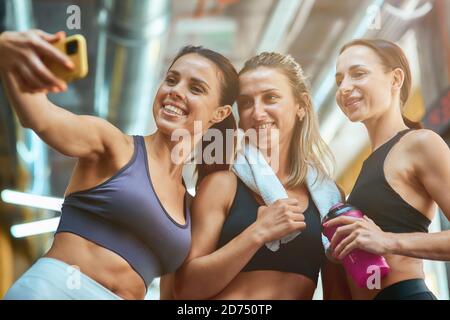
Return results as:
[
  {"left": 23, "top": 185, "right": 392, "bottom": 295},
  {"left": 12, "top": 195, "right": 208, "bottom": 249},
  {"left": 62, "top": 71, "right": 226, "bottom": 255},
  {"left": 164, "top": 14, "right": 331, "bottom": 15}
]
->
[
  {"left": 340, "top": 39, "right": 423, "bottom": 129},
  {"left": 239, "top": 52, "right": 334, "bottom": 188},
  {"left": 169, "top": 46, "right": 239, "bottom": 187}
]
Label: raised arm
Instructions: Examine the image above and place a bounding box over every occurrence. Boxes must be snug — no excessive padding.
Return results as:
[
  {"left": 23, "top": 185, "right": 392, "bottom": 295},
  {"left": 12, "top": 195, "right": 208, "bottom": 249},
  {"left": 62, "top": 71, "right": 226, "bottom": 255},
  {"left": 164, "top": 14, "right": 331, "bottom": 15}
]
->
[
  {"left": 0, "top": 30, "right": 127, "bottom": 160},
  {"left": 0, "top": 30, "right": 71, "bottom": 93},
  {"left": 174, "top": 171, "right": 306, "bottom": 300}
]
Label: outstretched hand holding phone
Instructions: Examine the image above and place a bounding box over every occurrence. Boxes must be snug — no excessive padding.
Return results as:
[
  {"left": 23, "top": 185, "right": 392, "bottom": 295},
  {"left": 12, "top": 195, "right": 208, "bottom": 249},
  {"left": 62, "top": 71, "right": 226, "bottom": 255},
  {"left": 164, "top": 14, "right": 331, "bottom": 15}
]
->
[
  {"left": 0, "top": 29, "right": 74, "bottom": 93},
  {"left": 0, "top": 29, "right": 117, "bottom": 162}
]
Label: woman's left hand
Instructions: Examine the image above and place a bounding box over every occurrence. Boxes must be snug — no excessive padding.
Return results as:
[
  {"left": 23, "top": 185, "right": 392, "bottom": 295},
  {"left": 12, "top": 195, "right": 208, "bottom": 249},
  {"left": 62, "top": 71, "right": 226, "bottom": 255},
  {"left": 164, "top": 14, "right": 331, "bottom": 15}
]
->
[{"left": 324, "top": 215, "right": 395, "bottom": 260}]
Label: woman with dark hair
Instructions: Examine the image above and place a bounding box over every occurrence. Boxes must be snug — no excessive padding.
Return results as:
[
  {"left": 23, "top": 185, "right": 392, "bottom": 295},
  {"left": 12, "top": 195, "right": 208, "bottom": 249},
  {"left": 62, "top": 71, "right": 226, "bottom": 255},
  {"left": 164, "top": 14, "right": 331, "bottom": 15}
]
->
[
  {"left": 328, "top": 39, "right": 450, "bottom": 300},
  {"left": 0, "top": 30, "right": 238, "bottom": 299}
]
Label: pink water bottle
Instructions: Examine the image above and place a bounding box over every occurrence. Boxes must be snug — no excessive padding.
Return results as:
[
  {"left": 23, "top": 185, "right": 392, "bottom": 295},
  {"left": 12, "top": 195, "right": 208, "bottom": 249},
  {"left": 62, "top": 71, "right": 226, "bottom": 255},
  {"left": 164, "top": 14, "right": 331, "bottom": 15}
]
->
[{"left": 322, "top": 203, "right": 390, "bottom": 288}]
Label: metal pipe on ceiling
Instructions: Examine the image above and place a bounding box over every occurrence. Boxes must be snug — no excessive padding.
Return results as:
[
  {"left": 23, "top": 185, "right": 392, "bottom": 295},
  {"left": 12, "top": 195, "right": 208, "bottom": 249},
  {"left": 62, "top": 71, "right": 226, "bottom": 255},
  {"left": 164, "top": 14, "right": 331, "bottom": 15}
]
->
[
  {"left": 94, "top": 0, "right": 171, "bottom": 135},
  {"left": 255, "top": 0, "right": 304, "bottom": 53}
]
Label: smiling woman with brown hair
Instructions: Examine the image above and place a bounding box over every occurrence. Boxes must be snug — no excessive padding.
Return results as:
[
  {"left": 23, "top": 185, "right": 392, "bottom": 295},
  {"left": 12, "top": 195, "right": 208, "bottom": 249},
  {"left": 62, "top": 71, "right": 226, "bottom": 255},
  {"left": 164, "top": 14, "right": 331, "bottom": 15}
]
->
[
  {"left": 329, "top": 39, "right": 450, "bottom": 300},
  {"left": 1, "top": 30, "right": 238, "bottom": 299}
]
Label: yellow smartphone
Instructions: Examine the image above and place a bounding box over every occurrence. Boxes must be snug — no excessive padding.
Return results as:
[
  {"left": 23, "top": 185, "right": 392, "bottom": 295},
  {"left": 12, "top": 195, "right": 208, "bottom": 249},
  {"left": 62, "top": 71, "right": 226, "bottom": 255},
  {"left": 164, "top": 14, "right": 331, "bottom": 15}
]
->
[{"left": 48, "top": 34, "right": 88, "bottom": 82}]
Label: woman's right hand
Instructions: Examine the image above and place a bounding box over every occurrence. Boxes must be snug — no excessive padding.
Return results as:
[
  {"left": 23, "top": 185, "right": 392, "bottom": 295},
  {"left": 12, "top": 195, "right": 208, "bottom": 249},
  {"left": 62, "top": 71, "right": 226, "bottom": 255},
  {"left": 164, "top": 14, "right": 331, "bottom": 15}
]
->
[
  {"left": 0, "top": 29, "right": 74, "bottom": 93},
  {"left": 252, "top": 198, "right": 306, "bottom": 244}
]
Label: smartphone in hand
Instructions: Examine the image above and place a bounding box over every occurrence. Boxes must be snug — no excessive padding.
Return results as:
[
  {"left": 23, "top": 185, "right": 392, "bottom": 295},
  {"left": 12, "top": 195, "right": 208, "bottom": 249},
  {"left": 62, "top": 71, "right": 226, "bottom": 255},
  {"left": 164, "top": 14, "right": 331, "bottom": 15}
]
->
[{"left": 47, "top": 34, "right": 88, "bottom": 82}]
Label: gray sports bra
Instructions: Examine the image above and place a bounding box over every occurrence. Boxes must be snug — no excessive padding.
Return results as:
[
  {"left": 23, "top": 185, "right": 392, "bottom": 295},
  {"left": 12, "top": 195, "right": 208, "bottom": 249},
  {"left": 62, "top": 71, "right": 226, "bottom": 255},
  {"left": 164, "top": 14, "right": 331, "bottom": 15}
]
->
[{"left": 56, "top": 135, "right": 191, "bottom": 287}]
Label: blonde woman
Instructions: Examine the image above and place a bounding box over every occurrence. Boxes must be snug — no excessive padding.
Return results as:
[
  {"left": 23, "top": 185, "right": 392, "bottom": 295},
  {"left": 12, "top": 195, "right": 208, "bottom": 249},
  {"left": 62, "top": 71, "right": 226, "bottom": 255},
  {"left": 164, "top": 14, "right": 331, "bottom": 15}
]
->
[{"left": 172, "top": 52, "right": 350, "bottom": 300}]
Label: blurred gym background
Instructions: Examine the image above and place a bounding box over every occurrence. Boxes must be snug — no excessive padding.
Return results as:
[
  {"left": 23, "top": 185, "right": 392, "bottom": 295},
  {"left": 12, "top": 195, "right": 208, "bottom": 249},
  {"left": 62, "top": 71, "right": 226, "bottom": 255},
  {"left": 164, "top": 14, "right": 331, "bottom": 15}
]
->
[{"left": 0, "top": 0, "right": 449, "bottom": 299}]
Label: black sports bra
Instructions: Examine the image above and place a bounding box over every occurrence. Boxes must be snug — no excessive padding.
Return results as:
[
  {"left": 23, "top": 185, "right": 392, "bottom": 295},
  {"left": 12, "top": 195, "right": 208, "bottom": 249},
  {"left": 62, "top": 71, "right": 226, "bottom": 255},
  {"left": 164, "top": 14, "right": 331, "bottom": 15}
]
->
[
  {"left": 217, "top": 178, "right": 325, "bottom": 283},
  {"left": 348, "top": 129, "right": 431, "bottom": 233}
]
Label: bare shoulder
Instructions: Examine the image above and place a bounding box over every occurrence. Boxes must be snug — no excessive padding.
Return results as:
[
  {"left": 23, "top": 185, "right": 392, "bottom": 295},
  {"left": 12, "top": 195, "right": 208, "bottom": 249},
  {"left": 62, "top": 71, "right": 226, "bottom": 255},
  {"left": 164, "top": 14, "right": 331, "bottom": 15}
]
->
[
  {"left": 402, "top": 129, "right": 448, "bottom": 156},
  {"left": 400, "top": 129, "right": 450, "bottom": 172},
  {"left": 199, "top": 170, "right": 237, "bottom": 190},
  {"left": 79, "top": 127, "right": 132, "bottom": 167},
  {"left": 78, "top": 115, "right": 124, "bottom": 139},
  {"left": 104, "top": 131, "right": 134, "bottom": 159},
  {"left": 72, "top": 115, "right": 131, "bottom": 160},
  {"left": 194, "top": 170, "right": 238, "bottom": 213},
  {"left": 95, "top": 117, "right": 132, "bottom": 154}
]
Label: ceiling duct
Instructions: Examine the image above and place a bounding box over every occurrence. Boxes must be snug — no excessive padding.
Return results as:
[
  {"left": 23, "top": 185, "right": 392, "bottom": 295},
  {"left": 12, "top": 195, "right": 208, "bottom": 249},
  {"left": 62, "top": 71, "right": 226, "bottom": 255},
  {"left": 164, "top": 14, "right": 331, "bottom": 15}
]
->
[{"left": 94, "top": 0, "right": 171, "bottom": 134}]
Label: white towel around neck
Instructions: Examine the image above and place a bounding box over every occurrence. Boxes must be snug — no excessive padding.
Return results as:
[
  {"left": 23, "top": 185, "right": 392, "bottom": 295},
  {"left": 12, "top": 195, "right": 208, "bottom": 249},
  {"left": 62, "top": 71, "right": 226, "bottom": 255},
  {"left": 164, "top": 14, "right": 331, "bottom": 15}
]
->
[{"left": 232, "top": 137, "right": 342, "bottom": 254}]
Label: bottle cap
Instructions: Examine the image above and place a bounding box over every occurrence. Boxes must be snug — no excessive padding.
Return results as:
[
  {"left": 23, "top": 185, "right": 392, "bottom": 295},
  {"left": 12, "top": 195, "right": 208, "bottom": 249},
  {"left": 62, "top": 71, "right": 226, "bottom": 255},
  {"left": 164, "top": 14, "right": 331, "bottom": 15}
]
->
[{"left": 326, "top": 203, "right": 355, "bottom": 220}]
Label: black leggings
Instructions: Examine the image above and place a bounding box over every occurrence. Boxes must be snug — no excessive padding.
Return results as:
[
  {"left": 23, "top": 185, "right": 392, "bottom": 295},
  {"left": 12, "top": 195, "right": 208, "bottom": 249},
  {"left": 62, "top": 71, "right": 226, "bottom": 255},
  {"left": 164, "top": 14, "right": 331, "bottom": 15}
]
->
[{"left": 374, "top": 279, "right": 437, "bottom": 300}]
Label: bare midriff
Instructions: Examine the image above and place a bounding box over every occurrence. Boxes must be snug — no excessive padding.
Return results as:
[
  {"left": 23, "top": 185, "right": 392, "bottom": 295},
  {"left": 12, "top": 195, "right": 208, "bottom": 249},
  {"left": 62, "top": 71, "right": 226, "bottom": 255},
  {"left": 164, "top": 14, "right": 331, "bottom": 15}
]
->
[
  {"left": 212, "top": 270, "right": 317, "bottom": 300},
  {"left": 45, "top": 232, "right": 146, "bottom": 300},
  {"left": 346, "top": 254, "right": 424, "bottom": 300}
]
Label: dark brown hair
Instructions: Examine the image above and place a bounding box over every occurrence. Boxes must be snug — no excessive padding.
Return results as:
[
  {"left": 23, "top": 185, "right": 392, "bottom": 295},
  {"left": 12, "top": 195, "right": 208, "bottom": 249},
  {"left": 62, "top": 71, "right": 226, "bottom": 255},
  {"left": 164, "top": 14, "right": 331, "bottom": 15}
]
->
[
  {"left": 169, "top": 46, "right": 239, "bottom": 187},
  {"left": 340, "top": 39, "right": 423, "bottom": 129}
]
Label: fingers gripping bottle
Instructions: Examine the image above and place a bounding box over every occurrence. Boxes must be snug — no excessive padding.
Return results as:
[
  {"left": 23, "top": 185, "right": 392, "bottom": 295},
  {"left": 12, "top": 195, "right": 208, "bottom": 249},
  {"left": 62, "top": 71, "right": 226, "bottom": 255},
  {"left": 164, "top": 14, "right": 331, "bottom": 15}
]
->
[{"left": 322, "top": 203, "right": 390, "bottom": 288}]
